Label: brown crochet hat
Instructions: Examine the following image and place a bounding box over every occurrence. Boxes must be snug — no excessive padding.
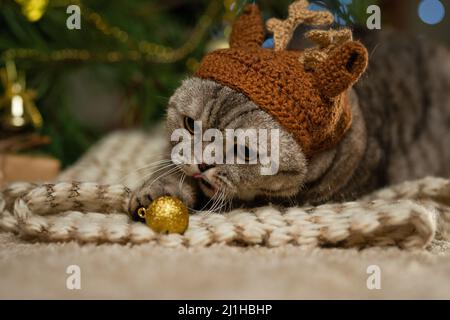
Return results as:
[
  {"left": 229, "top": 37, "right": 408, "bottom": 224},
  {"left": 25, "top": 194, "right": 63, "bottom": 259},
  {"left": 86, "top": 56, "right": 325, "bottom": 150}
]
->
[{"left": 195, "top": 1, "right": 368, "bottom": 157}]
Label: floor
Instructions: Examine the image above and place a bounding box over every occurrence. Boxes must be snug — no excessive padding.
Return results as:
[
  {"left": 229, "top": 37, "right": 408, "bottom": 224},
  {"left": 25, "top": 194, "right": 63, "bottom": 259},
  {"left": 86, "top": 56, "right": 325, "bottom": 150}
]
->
[{"left": 1, "top": 233, "right": 449, "bottom": 299}]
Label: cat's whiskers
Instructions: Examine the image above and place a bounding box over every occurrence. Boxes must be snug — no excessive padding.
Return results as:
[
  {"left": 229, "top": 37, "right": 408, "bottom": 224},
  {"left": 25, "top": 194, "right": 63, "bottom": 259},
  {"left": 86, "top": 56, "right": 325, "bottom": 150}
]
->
[
  {"left": 197, "top": 188, "right": 220, "bottom": 213},
  {"left": 130, "top": 163, "right": 177, "bottom": 187},
  {"left": 212, "top": 191, "right": 226, "bottom": 213},
  {"left": 120, "top": 154, "right": 169, "bottom": 175},
  {"left": 204, "top": 188, "right": 223, "bottom": 214},
  {"left": 207, "top": 193, "right": 221, "bottom": 214},
  {"left": 178, "top": 172, "right": 186, "bottom": 191},
  {"left": 209, "top": 188, "right": 229, "bottom": 214},
  {"left": 207, "top": 175, "right": 234, "bottom": 214},
  {"left": 173, "top": 171, "right": 209, "bottom": 214},
  {"left": 142, "top": 162, "right": 178, "bottom": 179},
  {"left": 216, "top": 174, "right": 236, "bottom": 195},
  {"left": 216, "top": 175, "right": 229, "bottom": 188},
  {"left": 117, "top": 158, "right": 172, "bottom": 183},
  {"left": 135, "top": 160, "right": 174, "bottom": 177},
  {"left": 214, "top": 190, "right": 231, "bottom": 214},
  {"left": 146, "top": 164, "right": 182, "bottom": 190}
]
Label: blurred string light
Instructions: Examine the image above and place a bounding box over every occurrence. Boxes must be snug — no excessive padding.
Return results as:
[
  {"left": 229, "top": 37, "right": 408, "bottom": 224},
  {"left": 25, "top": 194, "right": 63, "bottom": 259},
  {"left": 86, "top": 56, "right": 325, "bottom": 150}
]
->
[
  {"left": 204, "top": 0, "right": 244, "bottom": 53},
  {"left": 418, "top": 0, "right": 445, "bottom": 25},
  {"left": 2, "top": 0, "right": 223, "bottom": 64},
  {"left": 190, "top": 0, "right": 247, "bottom": 71},
  {"left": 14, "top": 0, "right": 49, "bottom": 22},
  {"left": 223, "top": 0, "right": 248, "bottom": 23},
  {"left": 3, "top": 0, "right": 375, "bottom": 66}
]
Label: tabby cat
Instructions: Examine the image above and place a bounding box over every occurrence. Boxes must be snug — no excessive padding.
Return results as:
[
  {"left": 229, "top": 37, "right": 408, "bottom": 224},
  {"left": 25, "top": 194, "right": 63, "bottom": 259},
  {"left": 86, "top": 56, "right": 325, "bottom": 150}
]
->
[{"left": 129, "top": 28, "right": 450, "bottom": 218}]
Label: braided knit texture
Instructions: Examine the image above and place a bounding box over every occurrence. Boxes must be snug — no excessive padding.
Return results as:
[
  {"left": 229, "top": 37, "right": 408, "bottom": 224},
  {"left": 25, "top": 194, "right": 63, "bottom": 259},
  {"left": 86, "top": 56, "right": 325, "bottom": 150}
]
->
[{"left": 1, "top": 129, "right": 450, "bottom": 249}]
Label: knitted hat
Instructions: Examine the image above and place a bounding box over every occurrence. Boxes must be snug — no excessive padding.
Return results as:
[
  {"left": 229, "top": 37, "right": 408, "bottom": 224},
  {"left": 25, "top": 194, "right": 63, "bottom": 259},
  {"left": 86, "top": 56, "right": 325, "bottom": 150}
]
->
[{"left": 195, "top": 0, "right": 368, "bottom": 157}]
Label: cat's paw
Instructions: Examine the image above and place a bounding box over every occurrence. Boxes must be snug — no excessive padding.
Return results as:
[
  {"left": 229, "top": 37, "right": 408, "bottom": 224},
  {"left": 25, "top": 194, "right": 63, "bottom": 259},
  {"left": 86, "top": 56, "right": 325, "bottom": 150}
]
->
[{"left": 128, "top": 178, "right": 196, "bottom": 221}]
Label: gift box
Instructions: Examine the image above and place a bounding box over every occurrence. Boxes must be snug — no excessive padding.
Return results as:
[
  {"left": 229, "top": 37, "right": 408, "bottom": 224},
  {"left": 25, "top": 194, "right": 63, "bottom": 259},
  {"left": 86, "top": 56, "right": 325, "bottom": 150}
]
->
[{"left": 0, "top": 153, "right": 60, "bottom": 187}]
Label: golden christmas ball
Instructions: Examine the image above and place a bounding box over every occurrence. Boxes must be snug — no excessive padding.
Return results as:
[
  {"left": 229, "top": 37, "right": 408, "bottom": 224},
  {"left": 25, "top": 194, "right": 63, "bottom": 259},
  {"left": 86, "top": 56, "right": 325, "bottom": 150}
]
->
[{"left": 138, "top": 196, "right": 189, "bottom": 234}]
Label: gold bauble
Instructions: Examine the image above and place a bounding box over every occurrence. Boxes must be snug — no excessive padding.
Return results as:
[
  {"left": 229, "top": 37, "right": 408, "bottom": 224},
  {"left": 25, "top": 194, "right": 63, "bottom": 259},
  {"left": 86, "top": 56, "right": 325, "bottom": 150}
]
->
[{"left": 138, "top": 196, "right": 189, "bottom": 234}]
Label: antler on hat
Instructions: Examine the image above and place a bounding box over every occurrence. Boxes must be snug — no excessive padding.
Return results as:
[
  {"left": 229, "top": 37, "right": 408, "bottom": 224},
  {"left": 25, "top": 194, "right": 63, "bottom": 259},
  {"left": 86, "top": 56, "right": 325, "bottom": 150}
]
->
[
  {"left": 266, "top": 0, "right": 334, "bottom": 51},
  {"left": 300, "top": 28, "right": 353, "bottom": 70}
]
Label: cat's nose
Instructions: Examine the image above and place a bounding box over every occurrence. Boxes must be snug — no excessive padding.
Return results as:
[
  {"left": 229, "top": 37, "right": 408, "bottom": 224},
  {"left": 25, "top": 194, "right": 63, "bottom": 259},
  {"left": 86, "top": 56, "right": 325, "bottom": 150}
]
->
[{"left": 198, "top": 163, "right": 214, "bottom": 173}]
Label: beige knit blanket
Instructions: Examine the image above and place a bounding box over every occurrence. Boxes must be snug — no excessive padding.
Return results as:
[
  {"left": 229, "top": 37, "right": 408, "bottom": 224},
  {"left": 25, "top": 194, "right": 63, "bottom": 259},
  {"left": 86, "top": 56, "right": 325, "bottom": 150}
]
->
[{"left": 1, "top": 128, "right": 450, "bottom": 249}]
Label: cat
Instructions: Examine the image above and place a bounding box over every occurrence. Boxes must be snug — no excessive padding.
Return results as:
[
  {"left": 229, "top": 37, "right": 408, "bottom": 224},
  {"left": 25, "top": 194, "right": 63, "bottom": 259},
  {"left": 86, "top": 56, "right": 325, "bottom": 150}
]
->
[{"left": 128, "top": 29, "right": 450, "bottom": 219}]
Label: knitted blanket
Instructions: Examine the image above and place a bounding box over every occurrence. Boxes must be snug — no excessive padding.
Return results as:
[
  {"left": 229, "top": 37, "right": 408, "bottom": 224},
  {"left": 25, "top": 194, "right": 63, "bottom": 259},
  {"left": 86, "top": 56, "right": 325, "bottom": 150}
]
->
[{"left": 1, "top": 128, "right": 450, "bottom": 249}]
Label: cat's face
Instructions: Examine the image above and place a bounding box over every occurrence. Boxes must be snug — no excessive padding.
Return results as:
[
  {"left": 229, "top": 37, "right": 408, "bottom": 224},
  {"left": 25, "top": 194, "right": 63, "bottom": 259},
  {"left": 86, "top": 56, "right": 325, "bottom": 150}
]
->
[{"left": 166, "top": 77, "right": 308, "bottom": 201}]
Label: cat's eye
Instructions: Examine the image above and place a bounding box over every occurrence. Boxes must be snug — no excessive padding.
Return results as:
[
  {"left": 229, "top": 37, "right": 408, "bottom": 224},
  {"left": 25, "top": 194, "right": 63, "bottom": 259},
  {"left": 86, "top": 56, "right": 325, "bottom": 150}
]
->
[{"left": 183, "top": 116, "right": 195, "bottom": 134}]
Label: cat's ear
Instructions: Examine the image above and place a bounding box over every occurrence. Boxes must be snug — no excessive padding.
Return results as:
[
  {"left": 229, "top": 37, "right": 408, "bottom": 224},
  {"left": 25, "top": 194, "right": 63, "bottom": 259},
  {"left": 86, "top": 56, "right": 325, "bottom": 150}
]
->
[
  {"left": 314, "top": 41, "right": 368, "bottom": 98},
  {"left": 230, "top": 4, "right": 265, "bottom": 49}
]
